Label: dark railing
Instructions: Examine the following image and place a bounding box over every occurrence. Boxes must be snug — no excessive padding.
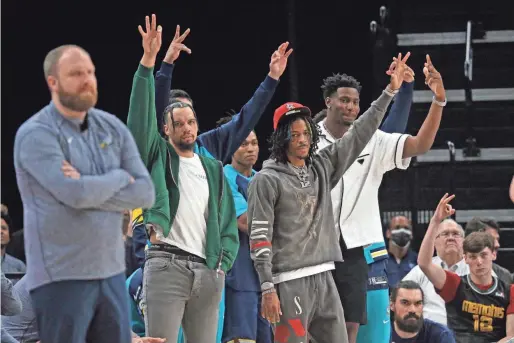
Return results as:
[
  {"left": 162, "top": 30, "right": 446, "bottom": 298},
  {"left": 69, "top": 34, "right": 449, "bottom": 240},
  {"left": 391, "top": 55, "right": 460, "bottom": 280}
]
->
[
  {"left": 463, "top": 20, "right": 482, "bottom": 157},
  {"left": 447, "top": 140, "right": 457, "bottom": 220}
]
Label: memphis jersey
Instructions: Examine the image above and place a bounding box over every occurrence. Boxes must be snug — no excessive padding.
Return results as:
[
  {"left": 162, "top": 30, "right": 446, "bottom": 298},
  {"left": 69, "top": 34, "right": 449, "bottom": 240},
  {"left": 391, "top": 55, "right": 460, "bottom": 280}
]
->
[{"left": 444, "top": 273, "right": 511, "bottom": 343}]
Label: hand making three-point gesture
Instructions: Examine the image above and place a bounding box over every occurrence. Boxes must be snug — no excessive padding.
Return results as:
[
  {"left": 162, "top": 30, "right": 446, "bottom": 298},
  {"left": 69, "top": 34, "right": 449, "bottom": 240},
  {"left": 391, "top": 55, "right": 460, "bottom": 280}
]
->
[
  {"left": 139, "top": 14, "right": 163, "bottom": 68},
  {"left": 387, "top": 51, "right": 411, "bottom": 91},
  {"left": 432, "top": 193, "right": 456, "bottom": 223},
  {"left": 386, "top": 56, "right": 415, "bottom": 83},
  {"left": 423, "top": 54, "right": 446, "bottom": 102},
  {"left": 163, "top": 25, "right": 191, "bottom": 64},
  {"left": 268, "top": 42, "right": 294, "bottom": 80}
]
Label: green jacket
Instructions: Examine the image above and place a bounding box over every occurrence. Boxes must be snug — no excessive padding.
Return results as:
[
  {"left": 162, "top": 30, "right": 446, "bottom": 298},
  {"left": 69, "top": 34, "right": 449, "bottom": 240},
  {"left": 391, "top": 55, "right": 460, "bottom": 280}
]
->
[{"left": 126, "top": 64, "right": 239, "bottom": 272}]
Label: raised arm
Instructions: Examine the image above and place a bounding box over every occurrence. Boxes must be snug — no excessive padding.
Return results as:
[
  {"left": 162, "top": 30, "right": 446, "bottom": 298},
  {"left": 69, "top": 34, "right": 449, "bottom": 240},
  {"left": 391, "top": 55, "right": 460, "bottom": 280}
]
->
[
  {"left": 317, "top": 52, "right": 411, "bottom": 187},
  {"left": 97, "top": 123, "right": 156, "bottom": 212},
  {"left": 418, "top": 193, "right": 456, "bottom": 290},
  {"left": 155, "top": 62, "right": 174, "bottom": 135},
  {"left": 126, "top": 14, "right": 164, "bottom": 168},
  {"left": 380, "top": 68, "right": 414, "bottom": 134},
  {"left": 155, "top": 25, "right": 191, "bottom": 135},
  {"left": 198, "top": 42, "right": 292, "bottom": 162},
  {"left": 403, "top": 55, "right": 446, "bottom": 158},
  {"left": 15, "top": 127, "right": 132, "bottom": 209},
  {"left": 380, "top": 81, "right": 414, "bottom": 134}
]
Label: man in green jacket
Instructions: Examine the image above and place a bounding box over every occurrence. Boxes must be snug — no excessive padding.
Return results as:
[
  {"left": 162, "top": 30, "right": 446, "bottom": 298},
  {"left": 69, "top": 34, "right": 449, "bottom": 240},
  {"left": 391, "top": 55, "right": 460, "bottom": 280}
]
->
[{"left": 127, "top": 15, "right": 239, "bottom": 343}]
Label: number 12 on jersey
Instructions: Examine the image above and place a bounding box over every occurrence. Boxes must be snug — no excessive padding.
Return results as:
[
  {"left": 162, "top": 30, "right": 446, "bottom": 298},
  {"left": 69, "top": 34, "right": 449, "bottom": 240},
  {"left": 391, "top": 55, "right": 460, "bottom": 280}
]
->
[{"left": 473, "top": 314, "right": 493, "bottom": 332}]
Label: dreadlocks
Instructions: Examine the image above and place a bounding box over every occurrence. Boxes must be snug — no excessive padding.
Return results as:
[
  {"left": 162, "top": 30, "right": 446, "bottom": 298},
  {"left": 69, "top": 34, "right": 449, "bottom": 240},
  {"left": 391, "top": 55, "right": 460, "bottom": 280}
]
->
[
  {"left": 269, "top": 115, "right": 320, "bottom": 166},
  {"left": 321, "top": 73, "right": 362, "bottom": 99}
]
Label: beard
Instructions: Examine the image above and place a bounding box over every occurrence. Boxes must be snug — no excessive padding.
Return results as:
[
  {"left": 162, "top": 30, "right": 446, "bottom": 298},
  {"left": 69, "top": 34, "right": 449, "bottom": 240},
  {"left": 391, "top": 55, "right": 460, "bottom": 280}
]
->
[
  {"left": 175, "top": 140, "right": 195, "bottom": 152},
  {"left": 395, "top": 312, "right": 424, "bottom": 333},
  {"left": 58, "top": 86, "right": 98, "bottom": 112}
]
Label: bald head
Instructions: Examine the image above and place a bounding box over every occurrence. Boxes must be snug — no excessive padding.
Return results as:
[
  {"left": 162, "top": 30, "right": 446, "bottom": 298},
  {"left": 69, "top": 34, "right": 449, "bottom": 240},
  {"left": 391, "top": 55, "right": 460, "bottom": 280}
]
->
[{"left": 43, "top": 45, "right": 90, "bottom": 79}]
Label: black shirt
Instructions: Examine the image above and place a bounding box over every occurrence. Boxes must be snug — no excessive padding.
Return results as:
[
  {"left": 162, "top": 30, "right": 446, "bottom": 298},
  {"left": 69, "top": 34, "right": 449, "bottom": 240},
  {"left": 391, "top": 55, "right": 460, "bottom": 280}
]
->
[{"left": 391, "top": 319, "right": 455, "bottom": 343}]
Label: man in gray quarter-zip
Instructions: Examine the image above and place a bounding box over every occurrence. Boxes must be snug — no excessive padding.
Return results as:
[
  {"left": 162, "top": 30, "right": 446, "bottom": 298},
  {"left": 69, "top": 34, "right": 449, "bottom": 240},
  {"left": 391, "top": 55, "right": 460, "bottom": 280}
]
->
[
  {"left": 13, "top": 43, "right": 155, "bottom": 343},
  {"left": 246, "top": 53, "right": 410, "bottom": 343}
]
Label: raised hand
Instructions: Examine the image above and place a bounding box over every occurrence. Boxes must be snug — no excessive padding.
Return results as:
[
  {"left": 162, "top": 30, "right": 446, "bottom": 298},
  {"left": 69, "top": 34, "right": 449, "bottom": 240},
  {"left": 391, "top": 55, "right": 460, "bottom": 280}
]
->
[
  {"left": 433, "top": 193, "right": 456, "bottom": 222},
  {"left": 138, "top": 14, "right": 163, "bottom": 65},
  {"left": 268, "top": 42, "right": 294, "bottom": 80},
  {"left": 423, "top": 54, "right": 445, "bottom": 101},
  {"left": 163, "top": 25, "right": 191, "bottom": 64},
  {"left": 388, "top": 52, "right": 411, "bottom": 90},
  {"left": 386, "top": 57, "right": 415, "bottom": 83}
]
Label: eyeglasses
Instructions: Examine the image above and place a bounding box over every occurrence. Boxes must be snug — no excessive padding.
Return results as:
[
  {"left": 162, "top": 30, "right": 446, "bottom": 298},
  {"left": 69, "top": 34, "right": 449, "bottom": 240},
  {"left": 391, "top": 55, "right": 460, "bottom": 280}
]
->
[{"left": 436, "top": 230, "right": 463, "bottom": 239}]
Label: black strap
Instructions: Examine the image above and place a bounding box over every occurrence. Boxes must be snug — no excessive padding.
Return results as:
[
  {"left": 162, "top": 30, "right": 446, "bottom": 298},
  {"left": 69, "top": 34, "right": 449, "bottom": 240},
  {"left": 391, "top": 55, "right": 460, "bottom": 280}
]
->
[{"left": 147, "top": 244, "right": 205, "bottom": 263}]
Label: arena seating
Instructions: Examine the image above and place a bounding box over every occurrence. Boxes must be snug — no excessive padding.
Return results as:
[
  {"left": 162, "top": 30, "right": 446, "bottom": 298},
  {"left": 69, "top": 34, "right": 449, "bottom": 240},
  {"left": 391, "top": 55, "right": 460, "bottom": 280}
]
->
[{"left": 378, "top": 0, "right": 514, "bottom": 272}]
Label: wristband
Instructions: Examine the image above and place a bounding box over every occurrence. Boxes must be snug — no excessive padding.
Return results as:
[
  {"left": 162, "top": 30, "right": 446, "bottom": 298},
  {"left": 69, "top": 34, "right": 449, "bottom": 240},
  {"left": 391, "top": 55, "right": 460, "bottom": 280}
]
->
[
  {"left": 433, "top": 96, "right": 447, "bottom": 107},
  {"left": 262, "top": 288, "right": 276, "bottom": 295},
  {"left": 384, "top": 86, "right": 399, "bottom": 97},
  {"left": 261, "top": 281, "right": 274, "bottom": 291}
]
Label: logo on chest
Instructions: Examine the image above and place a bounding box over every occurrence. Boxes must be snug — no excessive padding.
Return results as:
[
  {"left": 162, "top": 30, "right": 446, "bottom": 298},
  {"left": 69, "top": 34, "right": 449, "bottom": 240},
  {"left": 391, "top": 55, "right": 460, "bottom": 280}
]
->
[
  {"left": 188, "top": 170, "right": 207, "bottom": 180},
  {"left": 356, "top": 153, "right": 370, "bottom": 165},
  {"left": 295, "top": 193, "right": 317, "bottom": 218}
]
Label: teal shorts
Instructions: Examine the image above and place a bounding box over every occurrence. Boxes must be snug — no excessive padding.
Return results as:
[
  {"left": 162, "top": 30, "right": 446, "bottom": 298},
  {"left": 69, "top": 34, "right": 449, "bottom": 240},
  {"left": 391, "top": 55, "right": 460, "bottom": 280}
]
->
[{"left": 356, "top": 259, "right": 390, "bottom": 343}]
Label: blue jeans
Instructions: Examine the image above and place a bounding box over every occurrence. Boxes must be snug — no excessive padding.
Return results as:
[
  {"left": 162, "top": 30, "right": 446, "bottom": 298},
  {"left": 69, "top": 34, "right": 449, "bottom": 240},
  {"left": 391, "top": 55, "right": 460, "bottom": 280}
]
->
[{"left": 30, "top": 272, "right": 131, "bottom": 343}]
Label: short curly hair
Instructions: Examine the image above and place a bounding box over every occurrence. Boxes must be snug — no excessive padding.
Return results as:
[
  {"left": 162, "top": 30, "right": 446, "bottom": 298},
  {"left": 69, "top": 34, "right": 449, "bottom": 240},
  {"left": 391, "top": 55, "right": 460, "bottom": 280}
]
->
[{"left": 321, "top": 73, "right": 362, "bottom": 99}]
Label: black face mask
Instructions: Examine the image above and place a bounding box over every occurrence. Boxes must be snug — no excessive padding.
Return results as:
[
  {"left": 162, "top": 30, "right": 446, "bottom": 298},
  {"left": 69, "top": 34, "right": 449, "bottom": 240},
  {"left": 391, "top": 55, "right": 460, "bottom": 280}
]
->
[{"left": 391, "top": 228, "right": 412, "bottom": 248}]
